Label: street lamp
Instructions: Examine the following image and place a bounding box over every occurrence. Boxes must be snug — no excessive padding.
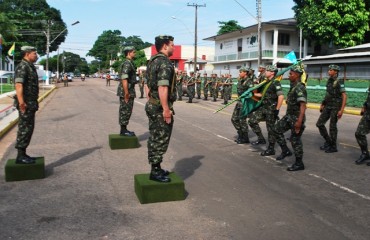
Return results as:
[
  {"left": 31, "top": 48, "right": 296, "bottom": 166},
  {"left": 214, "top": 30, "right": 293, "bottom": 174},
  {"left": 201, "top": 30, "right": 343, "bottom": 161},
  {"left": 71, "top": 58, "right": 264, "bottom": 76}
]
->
[{"left": 44, "top": 20, "right": 79, "bottom": 85}]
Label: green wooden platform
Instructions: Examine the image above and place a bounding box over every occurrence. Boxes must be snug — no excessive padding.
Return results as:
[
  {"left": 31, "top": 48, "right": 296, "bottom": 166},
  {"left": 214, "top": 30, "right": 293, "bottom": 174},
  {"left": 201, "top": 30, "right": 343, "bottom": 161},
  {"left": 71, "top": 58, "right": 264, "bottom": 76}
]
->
[
  {"left": 5, "top": 157, "right": 45, "bottom": 182},
  {"left": 134, "top": 172, "right": 185, "bottom": 204},
  {"left": 109, "top": 134, "right": 139, "bottom": 150}
]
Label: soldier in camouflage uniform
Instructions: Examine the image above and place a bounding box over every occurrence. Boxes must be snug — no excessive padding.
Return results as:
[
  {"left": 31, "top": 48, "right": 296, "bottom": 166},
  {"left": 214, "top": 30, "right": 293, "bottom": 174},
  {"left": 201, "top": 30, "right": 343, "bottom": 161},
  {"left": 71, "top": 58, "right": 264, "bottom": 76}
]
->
[
  {"left": 248, "top": 65, "right": 284, "bottom": 156},
  {"left": 117, "top": 46, "right": 137, "bottom": 136},
  {"left": 316, "top": 65, "right": 347, "bottom": 153},
  {"left": 138, "top": 70, "right": 145, "bottom": 98},
  {"left": 212, "top": 74, "right": 219, "bottom": 102},
  {"left": 232, "top": 68, "right": 254, "bottom": 144},
  {"left": 186, "top": 71, "right": 196, "bottom": 103},
  {"left": 145, "top": 35, "right": 176, "bottom": 183},
  {"left": 272, "top": 65, "right": 307, "bottom": 171},
  {"left": 14, "top": 46, "right": 39, "bottom": 164},
  {"left": 220, "top": 74, "right": 225, "bottom": 100},
  {"left": 222, "top": 74, "right": 233, "bottom": 105},
  {"left": 202, "top": 73, "right": 210, "bottom": 100},
  {"left": 196, "top": 72, "right": 202, "bottom": 99},
  {"left": 354, "top": 87, "right": 370, "bottom": 165},
  {"left": 175, "top": 71, "right": 183, "bottom": 101},
  {"left": 255, "top": 65, "right": 266, "bottom": 84}
]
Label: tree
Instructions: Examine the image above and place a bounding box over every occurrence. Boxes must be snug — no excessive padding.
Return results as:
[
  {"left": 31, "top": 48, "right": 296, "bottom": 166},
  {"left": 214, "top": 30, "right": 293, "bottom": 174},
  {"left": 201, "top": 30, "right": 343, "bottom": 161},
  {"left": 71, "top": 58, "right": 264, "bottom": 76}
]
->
[
  {"left": 0, "top": 0, "right": 67, "bottom": 57},
  {"left": 293, "top": 0, "right": 369, "bottom": 47},
  {"left": 217, "top": 20, "right": 244, "bottom": 35}
]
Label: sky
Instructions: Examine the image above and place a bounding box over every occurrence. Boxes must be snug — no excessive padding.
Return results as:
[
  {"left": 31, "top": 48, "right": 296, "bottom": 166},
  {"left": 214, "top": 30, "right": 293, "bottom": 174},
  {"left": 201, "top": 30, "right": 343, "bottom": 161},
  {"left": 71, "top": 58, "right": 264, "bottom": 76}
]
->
[{"left": 46, "top": 0, "right": 295, "bottom": 62}]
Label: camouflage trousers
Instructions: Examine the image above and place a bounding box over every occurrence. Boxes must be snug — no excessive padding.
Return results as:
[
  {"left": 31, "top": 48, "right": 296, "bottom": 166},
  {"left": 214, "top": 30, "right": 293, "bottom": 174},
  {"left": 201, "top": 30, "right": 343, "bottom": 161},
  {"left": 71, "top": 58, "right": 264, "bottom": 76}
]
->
[
  {"left": 223, "top": 86, "right": 231, "bottom": 102},
  {"left": 273, "top": 115, "right": 305, "bottom": 158},
  {"left": 208, "top": 85, "right": 213, "bottom": 97},
  {"left": 203, "top": 84, "right": 209, "bottom": 98},
  {"left": 176, "top": 84, "right": 183, "bottom": 100},
  {"left": 248, "top": 107, "right": 278, "bottom": 144},
  {"left": 15, "top": 109, "right": 36, "bottom": 150},
  {"left": 231, "top": 101, "right": 248, "bottom": 134},
  {"left": 316, "top": 106, "right": 339, "bottom": 146},
  {"left": 196, "top": 83, "right": 201, "bottom": 98},
  {"left": 119, "top": 97, "right": 134, "bottom": 126},
  {"left": 213, "top": 87, "right": 219, "bottom": 101},
  {"left": 355, "top": 113, "right": 370, "bottom": 150},
  {"left": 145, "top": 102, "right": 174, "bottom": 164},
  {"left": 106, "top": 79, "right": 110, "bottom": 86},
  {"left": 187, "top": 85, "right": 195, "bottom": 100},
  {"left": 139, "top": 84, "right": 144, "bottom": 97}
]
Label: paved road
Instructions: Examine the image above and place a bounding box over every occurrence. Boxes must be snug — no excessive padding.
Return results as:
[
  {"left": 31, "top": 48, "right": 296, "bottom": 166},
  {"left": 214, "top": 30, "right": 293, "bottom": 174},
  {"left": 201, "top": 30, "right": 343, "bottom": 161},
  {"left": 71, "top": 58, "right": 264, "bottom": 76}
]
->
[{"left": 0, "top": 78, "right": 369, "bottom": 240}]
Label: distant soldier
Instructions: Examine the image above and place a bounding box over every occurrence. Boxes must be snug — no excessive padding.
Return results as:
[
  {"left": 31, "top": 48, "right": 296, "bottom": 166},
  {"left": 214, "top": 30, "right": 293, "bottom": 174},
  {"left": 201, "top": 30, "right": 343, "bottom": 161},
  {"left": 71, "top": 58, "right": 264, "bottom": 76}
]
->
[
  {"left": 255, "top": 65, "right": 266, "bottom": 84},
  {"left": 355, "top": 86, "right": 370, "bottom": 165},
  {"left": 222, "top": 74, "right": 233, "bottom": 105},
  {"left": 212, "top": 74, "right": 219, "bottom": 102},
  {"left": 220, "top": 74, "right": 225, "bottom": 100},
  {"left": 316, "top": 65, "right": 347, "bottom": 153},
  {"left": 232, "top": 68, "right": 254, "bottom": 144},
  {"left": 272, "top": 65, "right": 307, "bottom": 171},
  {"left": 196, "top": 72, "right": 202, "bottom": 99},
  {"left": 14, "top": 46, "right": 39, "bottom": 164},
  {"left": 138, "top": 70, "right": 145, "bottom": 98},
  {"left": 63, "top": 73, "right": 68, "bottom": 87},
  {"left": 117, "top": 46, "right": 137, "bottom": 136},
  {"left": 186, "top": 71, "right": 196, "bottom": 103},
  {"left": 202, "top": 73, "right": 210, "bottom": 100},
  {"left": 248, "top": 65, "right": 284, "bottom": 156}
]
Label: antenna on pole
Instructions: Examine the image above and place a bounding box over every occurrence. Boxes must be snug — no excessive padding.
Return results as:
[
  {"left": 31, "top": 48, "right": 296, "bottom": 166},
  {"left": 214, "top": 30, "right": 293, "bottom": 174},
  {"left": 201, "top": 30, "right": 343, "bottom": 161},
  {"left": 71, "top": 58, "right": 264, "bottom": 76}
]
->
[{"left": 187, "top": 3, "right": 206, "bottom": 73}]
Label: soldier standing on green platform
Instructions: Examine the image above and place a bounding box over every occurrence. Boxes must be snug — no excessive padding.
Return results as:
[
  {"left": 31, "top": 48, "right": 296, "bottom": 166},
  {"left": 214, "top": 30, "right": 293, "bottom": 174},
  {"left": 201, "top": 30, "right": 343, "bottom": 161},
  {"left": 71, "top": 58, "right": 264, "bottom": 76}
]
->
[
  {"left": 117, "top": 46, "right": 137, "bottom": 136},
  {"left": 232, "top": 68, "right": 254, "bottom": 144},
  {"left": 354, "top": 87, "right": 370, "bottom": 165},
  {"left": 14, "top": 46, "right": 39, "bottom": 164},
  {"left": 272, "top": 65, "right": 307, "bottom": 171},
  {"left": 186, "top": 71, "right": 196, "bottom": 103},
  {"left": 145, "top": 35, "right": 176, "bottom": 183},
  {"left": 248, "top": 65, "right": 284, "bottom": 156},
  {"left": 196, "top": 72, "right": 202, "bottom": 99},
  {"left": 316, "top": 65, "right": 347, "bottom": 153}
]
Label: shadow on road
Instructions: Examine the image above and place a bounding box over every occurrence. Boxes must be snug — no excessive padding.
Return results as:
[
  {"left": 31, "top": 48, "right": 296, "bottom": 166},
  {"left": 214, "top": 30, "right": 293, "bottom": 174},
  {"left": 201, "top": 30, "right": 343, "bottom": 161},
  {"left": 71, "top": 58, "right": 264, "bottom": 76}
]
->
[
  {"left": 137, "top": 132, "right": 150, "bottom": 142},
  {"left": 51, "top": 113, "right": 80, "bottom": 122},
  {"left": 173, "top": 155, "right": 203, "bottom": 180},
  {"left": 45, "top": 146, "right": 102, "bottom": 176}
]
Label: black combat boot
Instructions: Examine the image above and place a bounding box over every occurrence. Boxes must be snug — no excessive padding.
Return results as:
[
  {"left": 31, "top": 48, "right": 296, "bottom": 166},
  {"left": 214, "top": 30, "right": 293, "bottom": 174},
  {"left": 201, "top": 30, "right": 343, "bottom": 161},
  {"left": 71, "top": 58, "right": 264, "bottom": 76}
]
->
[
  {"left": 236, "top": 132, "right": 249, "bottom": 144},
  {"left": 261, "top": 144, "right": 275, "bottom": 156},
  {"left": 234, "top": 131, "right": 242, "bottom": 143},
  {"left": 203, "top": 97, "right": 208, "bottom": 100},
  {"left": 287, "top": 157, "right": 305, "bottom": 171},
  {"left": 276, "top": 145, "right": 293, "bottom": 160},
  {"left": 325, "top": 144, "right": 338, "bottom": 153},
  {"left": 120, "top": 125, "right": 135, "bottom": 136},
  {"left": 320, "top": 136, "right": 332, "bottom": 150},
  {"left": 150, "top": 163, "right": 171, "bottom": 183},
  {"left": 251, "top": 132, "right": 266, "bottom": 146},
  {"left": 355, "top": 146, "right": 370, "bottom": 164},
  {"left": 15, "top": 148, "right": 35, "bottom": 164}
]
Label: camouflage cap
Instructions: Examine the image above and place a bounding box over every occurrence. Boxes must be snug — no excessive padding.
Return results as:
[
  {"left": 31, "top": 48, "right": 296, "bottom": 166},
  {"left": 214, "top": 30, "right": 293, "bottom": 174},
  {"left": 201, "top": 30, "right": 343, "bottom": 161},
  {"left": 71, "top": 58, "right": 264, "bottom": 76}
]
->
[
  {"left": 239, "top": 67, "right": 250, "bottom": 72},
  {"left": 155, "top": 35, "right": 174, "bottom": 41},
  {"left": 21, "top": 46, "right": 37, "bottom": 52},
  {"left": 290, "top": 65, "right": 303, "bottom": 74},
  {"left": 266, "top": 65, "right": 278, "bottom": 72},
  {"left": 123, "top": 46, "right": 135, "bottom": 52},
  {"left": 190, "top": 71, "right": 194, "bottom": 74},
  {"left": 259, "top": 65, "right": 266, "bottom": 69},
  {"left": 328, "top": 64, "right": 340, "bottom": 71}
]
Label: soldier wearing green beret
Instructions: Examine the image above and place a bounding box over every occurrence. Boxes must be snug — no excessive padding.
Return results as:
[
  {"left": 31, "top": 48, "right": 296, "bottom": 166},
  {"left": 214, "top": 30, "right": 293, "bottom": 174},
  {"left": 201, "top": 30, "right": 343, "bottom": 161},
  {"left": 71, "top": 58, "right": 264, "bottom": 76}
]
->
[
  {"left": 316, "top": 64, "right": 347, "bottom": 153},
  {"left": 117, "top": 46, "right": 137, "bottom": 136},
  {"left": 146, "top": 35, "right": 176, "bottom": 183},
  {"left": 231, "top": 67, "right": 254, "bottom": 144},
  {"left": 248, "top": 65, "right": 284, "bottom": 156},
  {"left": 13, "top": 46, "right": 39, "bottom": 164},
  {"left": 272, "top": 65, "right": 307, "bottom": 171}
]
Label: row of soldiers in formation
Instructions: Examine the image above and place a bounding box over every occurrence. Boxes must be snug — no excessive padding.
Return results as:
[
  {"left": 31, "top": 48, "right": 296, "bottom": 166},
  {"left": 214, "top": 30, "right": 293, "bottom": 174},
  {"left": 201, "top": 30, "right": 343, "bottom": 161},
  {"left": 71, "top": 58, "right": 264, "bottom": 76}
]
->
[{"left": 138, "top": 64, "right": 370, "bottom": 172}]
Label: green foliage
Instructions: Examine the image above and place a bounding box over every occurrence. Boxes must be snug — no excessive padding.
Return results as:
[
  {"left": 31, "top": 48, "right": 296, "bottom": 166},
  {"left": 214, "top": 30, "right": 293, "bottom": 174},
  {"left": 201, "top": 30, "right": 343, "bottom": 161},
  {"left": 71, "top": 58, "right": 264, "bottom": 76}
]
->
[
  {"left": 293, "top": 0, "right": 369, "bottom": 47},
  {"left": 0, "top": 0, "right": 67, "bottom": 57},
  {"left": 217, "top": 20, "right": 244, "bottom": 35}
]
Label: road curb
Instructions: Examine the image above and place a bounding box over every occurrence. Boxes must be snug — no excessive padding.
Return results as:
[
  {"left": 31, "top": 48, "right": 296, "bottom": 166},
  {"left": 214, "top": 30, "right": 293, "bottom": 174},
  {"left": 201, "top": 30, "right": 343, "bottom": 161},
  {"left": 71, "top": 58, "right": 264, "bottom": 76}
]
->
[{"left": 0, "top": 86, "right": 57, "bottom": 139}]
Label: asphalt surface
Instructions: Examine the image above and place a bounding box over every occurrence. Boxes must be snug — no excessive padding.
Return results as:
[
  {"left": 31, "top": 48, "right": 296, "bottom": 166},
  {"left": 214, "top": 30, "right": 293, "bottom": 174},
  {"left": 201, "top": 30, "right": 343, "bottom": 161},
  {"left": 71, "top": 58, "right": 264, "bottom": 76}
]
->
[{"left": 0, "top": 78, "right": 369, "bottom": 240}]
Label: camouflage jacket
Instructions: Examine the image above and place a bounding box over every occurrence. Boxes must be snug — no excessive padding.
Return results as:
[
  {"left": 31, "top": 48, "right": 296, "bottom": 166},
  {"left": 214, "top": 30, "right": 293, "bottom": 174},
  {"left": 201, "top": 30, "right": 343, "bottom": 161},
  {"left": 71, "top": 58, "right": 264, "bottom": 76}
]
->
[
  {"left": 237, "top": 76, "right": 253, "bottom": 97},
  {"left": 261, "top": 78, "right": 284, "bottom": 110},
  {"left": 146, "top": 53, "right": 176, "bottom": 103},
  {"left": 286, "top": 82, "right": 307, "bottom": 117},
  {"left": 14, "top": 59, "right": 39, "bottom": 110},
  {"left": 324, "top": 76, "right": 345, "bottom": 109},
  {"left": 117, "top": 58, "right": 137, "bottom": 97}
]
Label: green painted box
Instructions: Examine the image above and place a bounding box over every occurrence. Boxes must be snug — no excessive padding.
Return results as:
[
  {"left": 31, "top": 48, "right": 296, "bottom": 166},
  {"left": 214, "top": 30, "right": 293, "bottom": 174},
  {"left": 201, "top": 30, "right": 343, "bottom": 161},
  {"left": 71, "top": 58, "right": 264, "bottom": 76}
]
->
[
  {"left": 5, "top": 157, "right": 45, "bottom": 182},
  {"left": 109, "top": 134, "right": 139, "bottom": 150},
  {"left": 134, "top": 172, "right": 186, "bottom": 204}
]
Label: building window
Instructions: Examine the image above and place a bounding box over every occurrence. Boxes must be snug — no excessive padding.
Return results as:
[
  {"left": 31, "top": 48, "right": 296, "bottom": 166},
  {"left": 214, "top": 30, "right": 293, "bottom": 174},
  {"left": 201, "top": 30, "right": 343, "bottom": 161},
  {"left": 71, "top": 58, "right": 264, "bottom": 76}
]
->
[{"left": 272, "top": 32, "right": 290, "bottom": 46}]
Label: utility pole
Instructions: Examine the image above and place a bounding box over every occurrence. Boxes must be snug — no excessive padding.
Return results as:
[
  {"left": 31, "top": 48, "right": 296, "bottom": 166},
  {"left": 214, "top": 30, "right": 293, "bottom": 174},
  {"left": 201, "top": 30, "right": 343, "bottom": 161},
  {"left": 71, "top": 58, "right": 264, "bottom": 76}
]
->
[
  {"left": 256, "top": 0, "right": 262, "bottom": 67},
  {"left": 187, "top": 3, "right": 206, "bottom": 73}
]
